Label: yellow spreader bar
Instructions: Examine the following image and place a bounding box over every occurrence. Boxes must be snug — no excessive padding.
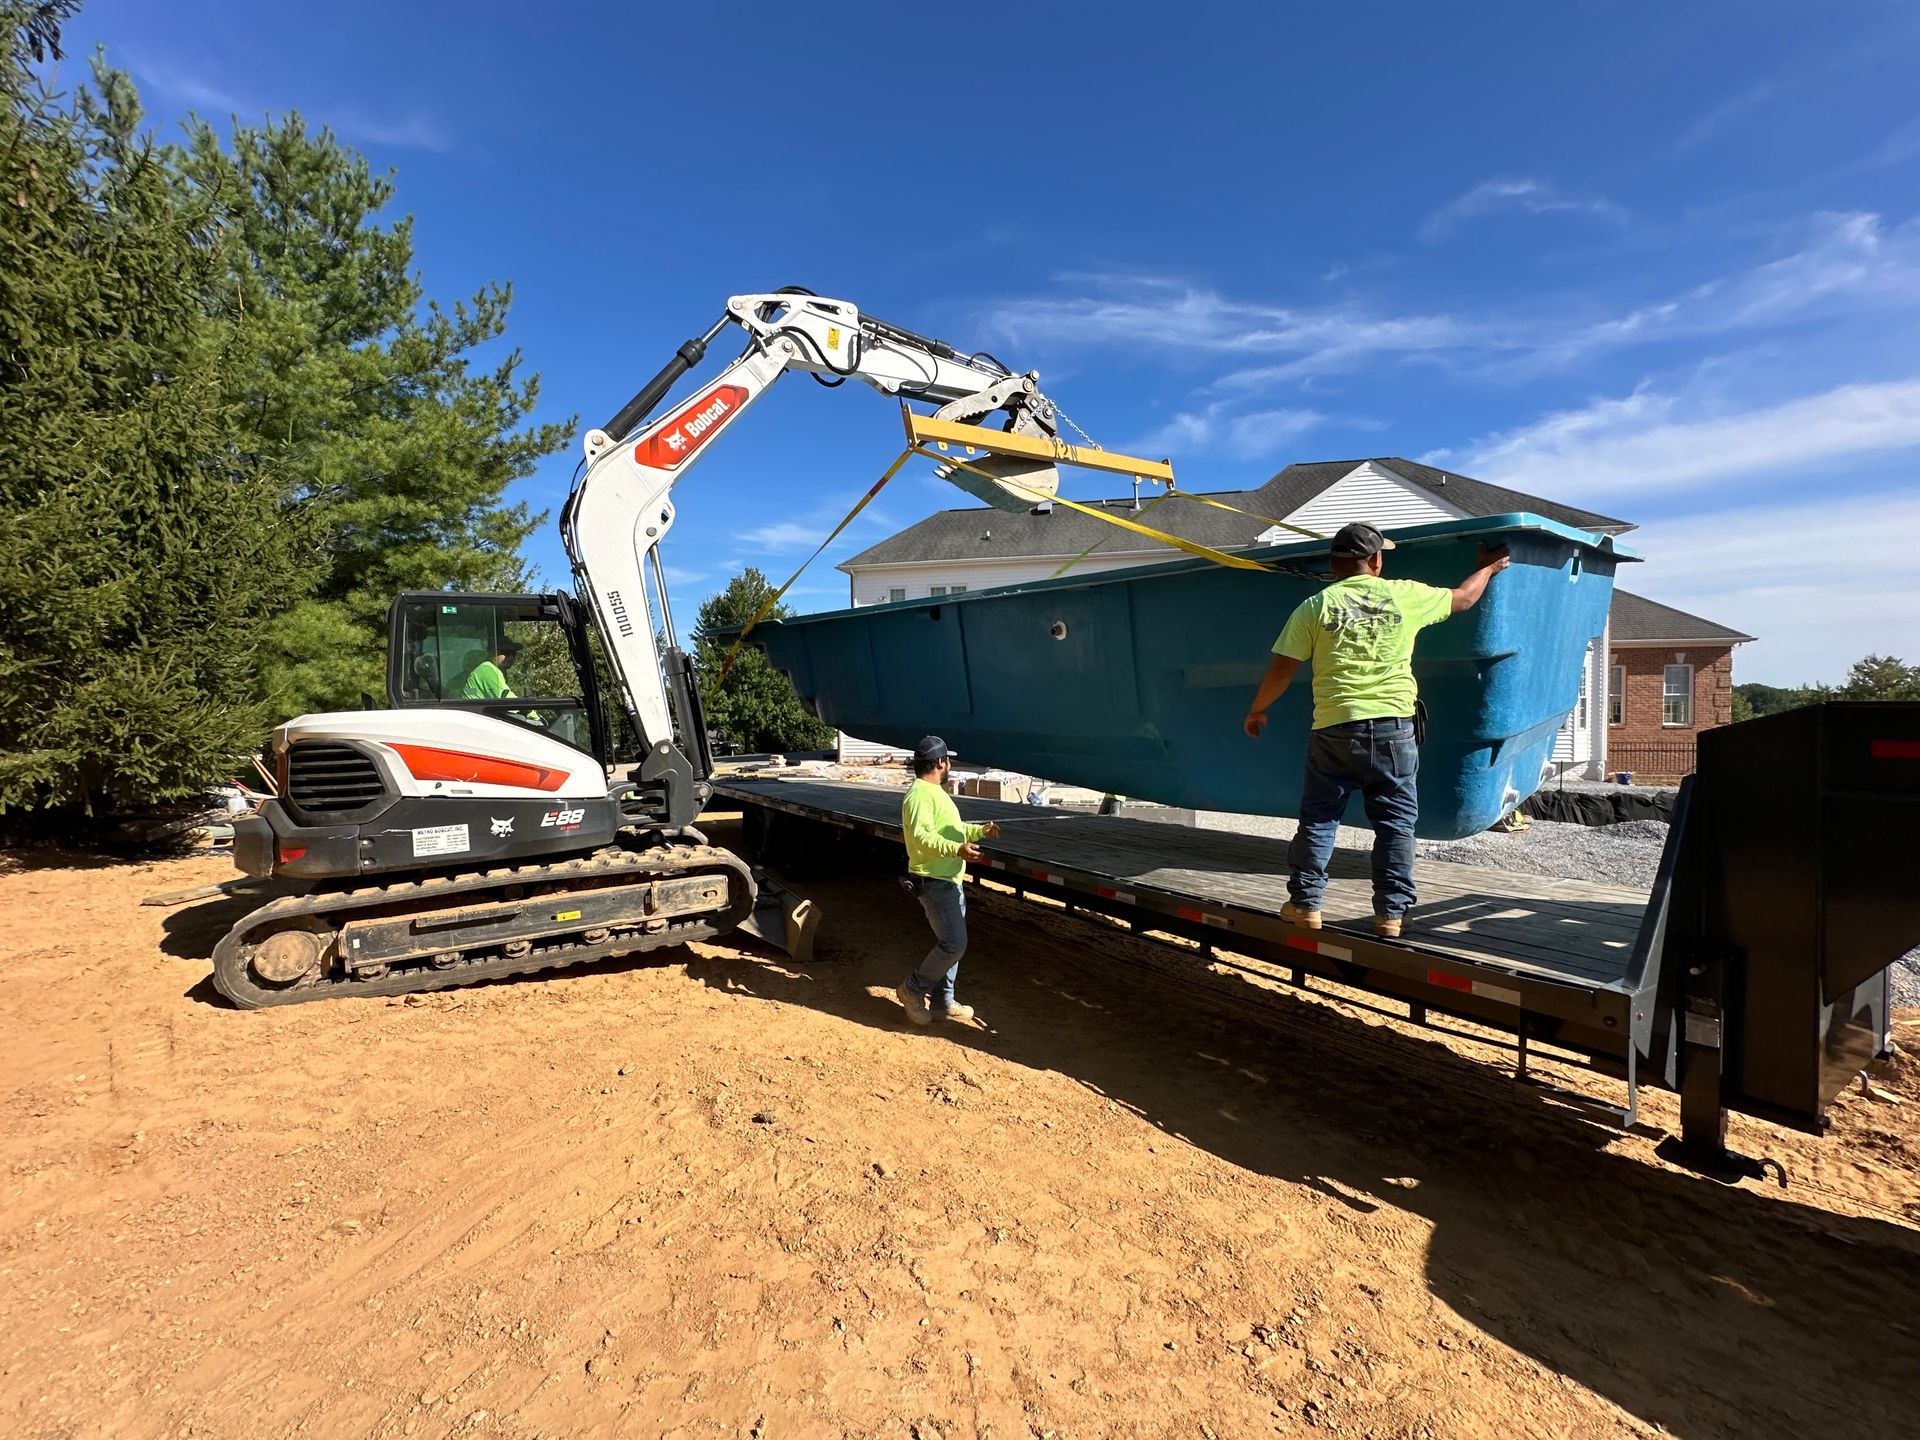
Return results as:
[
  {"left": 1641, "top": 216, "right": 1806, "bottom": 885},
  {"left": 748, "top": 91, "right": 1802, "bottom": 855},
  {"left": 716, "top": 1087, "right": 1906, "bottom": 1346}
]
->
[{"left": 903, "top": 411, "right": 1176, "bottom": 483}]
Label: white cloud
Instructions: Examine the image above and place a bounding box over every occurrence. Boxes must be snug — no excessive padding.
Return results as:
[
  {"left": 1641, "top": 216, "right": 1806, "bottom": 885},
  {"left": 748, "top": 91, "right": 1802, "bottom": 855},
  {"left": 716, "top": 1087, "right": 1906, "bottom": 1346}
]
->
[
  {"left": 1420, "top": 177, "right": 1626, "bottom": 242},
  {"left": 1624, "top": 491, "right": 1920, "bottom": 686},
  {"left": 127, "top": 53, "right": 451, "bottom": 152},
  {"left": 738, "top": 521, "right": 819, "bottom": 552},
  {"left": 1433, "top": 376, "right": 1920, "bottom": 504},
  {"left": 985, "top": 212, "right": 1920, "bottom": 392},
  {"left": 1128, "top": 404, "right": 1325, "bottom": 461},
  {"left": 1674, "top": 81, "right": 1782, "bottom": 152},
  {"left": 979, "top": 277, "right": 1495, "bottom": 383}
]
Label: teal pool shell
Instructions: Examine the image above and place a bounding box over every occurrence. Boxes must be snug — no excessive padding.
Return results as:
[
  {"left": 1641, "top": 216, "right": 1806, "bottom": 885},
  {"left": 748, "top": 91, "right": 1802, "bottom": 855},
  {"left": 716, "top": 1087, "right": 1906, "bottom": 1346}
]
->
[{"left": 747, "top": 514, "right": 1636, "bottom": 840}]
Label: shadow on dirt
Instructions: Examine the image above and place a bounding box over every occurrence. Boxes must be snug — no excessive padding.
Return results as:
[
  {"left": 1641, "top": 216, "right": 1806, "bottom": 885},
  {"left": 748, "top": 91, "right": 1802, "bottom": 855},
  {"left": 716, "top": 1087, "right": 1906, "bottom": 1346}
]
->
[{"left": 691, "top": 840, "right": 1920, "bottom": 1440}]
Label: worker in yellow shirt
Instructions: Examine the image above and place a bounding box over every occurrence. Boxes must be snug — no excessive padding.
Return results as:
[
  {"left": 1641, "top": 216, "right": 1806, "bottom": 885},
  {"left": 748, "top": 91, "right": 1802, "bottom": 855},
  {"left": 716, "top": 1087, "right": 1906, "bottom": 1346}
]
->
[
  {"left": 897, "top": 735, "right": 999, "bottom": 1025},
  {"left": 1243, "top": 522, "right": 1508, "bottom": 938}
]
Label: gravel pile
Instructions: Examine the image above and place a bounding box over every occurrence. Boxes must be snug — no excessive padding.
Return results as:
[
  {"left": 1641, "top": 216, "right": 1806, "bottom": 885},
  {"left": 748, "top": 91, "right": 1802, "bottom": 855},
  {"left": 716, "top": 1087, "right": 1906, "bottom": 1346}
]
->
[{"left": 1416, "top": 818, "right": 1671, "bottom": 889}]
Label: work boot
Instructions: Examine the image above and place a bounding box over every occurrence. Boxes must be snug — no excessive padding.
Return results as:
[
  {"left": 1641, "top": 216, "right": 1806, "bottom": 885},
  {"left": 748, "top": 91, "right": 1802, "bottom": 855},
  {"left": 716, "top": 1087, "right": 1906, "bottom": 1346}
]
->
[
  {"left": 895, "top": 981, "right": 932, "bottom": 1026},
  {"left": 1281, "top": 902, "right": 1322, "bottom": 931},
  {"left": 937, "top": 1002, "right": 976, "bottom": 1024},
  {"left": 1374, "top": 916, "right": 1403, "bottom": 939}
]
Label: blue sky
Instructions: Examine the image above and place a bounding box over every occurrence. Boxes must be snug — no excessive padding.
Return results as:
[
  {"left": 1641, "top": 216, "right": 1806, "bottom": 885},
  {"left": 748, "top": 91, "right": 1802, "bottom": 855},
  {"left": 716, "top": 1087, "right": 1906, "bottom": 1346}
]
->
[{"left": 59, "top": 0, "right": 1920, "bottom": 684}]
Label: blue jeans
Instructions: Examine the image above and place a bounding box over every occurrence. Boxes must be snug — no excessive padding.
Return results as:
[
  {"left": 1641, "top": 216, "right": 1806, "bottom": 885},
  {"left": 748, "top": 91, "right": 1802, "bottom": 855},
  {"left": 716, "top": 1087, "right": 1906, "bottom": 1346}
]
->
[
  {"left": 1288, "top": 716, "right": 1420, "bottom": 919},
  {"left": 908, "top": 878, "right": 967, "bottom": 1009}
]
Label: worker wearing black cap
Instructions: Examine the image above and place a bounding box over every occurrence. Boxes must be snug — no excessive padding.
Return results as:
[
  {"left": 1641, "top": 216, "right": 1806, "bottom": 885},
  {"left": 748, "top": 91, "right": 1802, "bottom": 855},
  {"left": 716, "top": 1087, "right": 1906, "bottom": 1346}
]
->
[
  {"left": 1243, "top": 522, "right": 1509, "bottom": 938},
  {"left": 896, "top": 735, "right": 999, "bottom": 1025}
]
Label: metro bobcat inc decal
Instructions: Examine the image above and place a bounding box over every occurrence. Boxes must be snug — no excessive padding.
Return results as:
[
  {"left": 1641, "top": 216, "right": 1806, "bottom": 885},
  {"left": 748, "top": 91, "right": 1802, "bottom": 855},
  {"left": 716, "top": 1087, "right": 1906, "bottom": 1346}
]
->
[
  {"left": 541, "top": 807, "right": 586, "bottom": 829},
  {"left": 632, "top": 384, "right": 748, "bottom": 470}
]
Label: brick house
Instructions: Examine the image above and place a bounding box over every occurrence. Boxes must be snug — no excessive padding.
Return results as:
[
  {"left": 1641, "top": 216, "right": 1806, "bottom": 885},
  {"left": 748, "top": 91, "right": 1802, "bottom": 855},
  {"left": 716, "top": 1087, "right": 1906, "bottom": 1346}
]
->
[
  {"left": 833, "top": 457, "right": 1753, "bottom": 780},
  {"left": 1603, "top": 590, "right": 1755, "bottom": 782}
]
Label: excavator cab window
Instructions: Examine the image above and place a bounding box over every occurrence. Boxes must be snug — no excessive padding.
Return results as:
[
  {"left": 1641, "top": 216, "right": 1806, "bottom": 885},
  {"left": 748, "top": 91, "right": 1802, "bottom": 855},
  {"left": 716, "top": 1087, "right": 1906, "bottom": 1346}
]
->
[{"left": 386, "top": 593, "right": 607, "bottom": 761}]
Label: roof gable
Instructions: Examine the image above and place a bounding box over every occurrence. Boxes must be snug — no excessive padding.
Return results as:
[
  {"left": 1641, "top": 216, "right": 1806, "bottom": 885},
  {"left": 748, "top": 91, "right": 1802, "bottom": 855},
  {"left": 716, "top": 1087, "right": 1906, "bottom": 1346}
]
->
[{"left": 1608, "top": 588, "right": 1755, "bottom": 644}]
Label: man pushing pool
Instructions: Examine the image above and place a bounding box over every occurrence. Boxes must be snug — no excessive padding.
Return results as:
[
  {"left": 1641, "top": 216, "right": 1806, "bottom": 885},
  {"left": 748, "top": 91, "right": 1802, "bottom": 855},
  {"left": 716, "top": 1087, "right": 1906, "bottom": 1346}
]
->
[{"left": 1242, "top": 522, "right": 1510, "bottom": 938}]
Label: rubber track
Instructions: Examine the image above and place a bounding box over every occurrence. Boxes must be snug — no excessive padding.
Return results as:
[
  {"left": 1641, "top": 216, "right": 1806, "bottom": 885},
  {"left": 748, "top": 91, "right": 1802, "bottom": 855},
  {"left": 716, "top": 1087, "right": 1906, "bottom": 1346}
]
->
[{"left": 211, "top": 843, "right": 754, "bottom": 1009}]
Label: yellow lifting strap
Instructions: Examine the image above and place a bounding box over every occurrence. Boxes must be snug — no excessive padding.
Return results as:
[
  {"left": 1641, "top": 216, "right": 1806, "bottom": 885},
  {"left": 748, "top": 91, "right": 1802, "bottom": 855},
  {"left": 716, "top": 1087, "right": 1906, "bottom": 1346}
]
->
[
  {"left": 713, "top": 444, "right": 916, "bottom": 688},
  {"left": 1046, "top": 485, "right": 1328, "bottom": 579},
  {"left": 917, "top": 448, "right": 1275, "bottom": 572},
  {"left": 712, "top": 428, "right": 1335, "bottom": 690}
]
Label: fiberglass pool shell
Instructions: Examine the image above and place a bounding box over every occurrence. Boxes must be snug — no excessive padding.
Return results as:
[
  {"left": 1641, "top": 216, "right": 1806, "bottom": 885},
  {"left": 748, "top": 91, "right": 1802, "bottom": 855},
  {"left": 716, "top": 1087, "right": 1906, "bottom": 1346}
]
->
[{"left": 748, "top": 514, "right": 1633, "bottom": 840}]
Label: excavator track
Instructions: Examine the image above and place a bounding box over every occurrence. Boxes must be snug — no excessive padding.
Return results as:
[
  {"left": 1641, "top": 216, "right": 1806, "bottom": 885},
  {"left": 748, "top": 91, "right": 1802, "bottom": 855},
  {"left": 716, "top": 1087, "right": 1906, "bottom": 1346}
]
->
[{"left": 211, "top": 842, "right": 755, "bottom": 1009}]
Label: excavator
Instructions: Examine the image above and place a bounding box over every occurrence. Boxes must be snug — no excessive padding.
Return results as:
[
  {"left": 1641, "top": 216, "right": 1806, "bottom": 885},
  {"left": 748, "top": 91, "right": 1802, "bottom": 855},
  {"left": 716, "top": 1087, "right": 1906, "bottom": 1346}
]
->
[{"left": 213, "top": 289, "right": 1067, "bottom": 1007}]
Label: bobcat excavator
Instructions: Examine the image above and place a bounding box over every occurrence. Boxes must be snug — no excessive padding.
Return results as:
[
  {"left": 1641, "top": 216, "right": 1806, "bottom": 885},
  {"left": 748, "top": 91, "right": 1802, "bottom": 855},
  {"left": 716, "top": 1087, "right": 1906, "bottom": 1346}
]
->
[{"left": 213, "top": 289, "right": 1068, "bottom": 1006}]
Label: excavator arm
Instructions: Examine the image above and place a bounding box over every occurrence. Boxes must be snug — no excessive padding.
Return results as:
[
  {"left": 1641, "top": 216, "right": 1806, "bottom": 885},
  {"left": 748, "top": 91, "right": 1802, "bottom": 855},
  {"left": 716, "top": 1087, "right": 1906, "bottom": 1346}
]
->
[{"left": 560, "top": 289, "right": 1064, "bottom": 824}]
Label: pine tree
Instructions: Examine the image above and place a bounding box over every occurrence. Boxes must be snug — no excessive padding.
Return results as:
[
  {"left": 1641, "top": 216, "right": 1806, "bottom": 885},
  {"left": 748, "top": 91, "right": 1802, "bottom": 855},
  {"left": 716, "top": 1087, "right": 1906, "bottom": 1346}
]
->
[
  {"left": 170, "top": 114, "right": 575, "bottom": 716},
  {"left": 0, "top": 20, "right": 311, "bottom": 821},
  {"left": 693, "top": 571, "right": 837, "bottom": 755}
]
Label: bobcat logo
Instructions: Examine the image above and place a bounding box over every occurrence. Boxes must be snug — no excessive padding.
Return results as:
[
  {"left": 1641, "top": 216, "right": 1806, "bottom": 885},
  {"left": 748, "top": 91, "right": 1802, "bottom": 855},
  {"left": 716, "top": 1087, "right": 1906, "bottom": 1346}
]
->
[{"left": 490, "top": 817, "right": 514, "bottom": 838}]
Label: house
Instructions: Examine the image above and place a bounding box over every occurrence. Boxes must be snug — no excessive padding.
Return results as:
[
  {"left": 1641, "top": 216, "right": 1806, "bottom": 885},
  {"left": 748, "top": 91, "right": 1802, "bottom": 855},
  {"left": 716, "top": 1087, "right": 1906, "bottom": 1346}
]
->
[
  {"left": 834, "top": 457, "right": 1748, "bottom": 780},
  {"left": 1603, "top": 590, "right": 1755, "bottom": 781}
]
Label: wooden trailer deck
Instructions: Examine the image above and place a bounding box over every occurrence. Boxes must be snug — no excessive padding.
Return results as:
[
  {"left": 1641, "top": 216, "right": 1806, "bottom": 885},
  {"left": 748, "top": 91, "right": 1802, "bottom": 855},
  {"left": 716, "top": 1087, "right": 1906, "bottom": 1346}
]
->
[{"left": 711, "top": 777, "right": 1651, "bottom": 992}]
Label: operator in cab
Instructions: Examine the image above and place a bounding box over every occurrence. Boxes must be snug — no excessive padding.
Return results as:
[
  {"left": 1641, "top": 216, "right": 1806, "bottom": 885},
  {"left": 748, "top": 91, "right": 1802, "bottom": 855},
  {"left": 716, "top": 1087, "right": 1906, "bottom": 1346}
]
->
[
  {"left": 462, "top": 637, "right": 521, "bottom": 701},
  {"left": 1242, "top": 522, "right": 1509, "bottom": 939},
  {"left": 896, "top": 736, "right": 998, "bottom": 1026}
]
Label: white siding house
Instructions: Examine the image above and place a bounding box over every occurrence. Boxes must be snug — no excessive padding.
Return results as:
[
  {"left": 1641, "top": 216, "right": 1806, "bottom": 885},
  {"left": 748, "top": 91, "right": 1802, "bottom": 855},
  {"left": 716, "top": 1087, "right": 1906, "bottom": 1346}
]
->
[{"left": 833, "top": 458, "right": 1635, "bottom": 774}]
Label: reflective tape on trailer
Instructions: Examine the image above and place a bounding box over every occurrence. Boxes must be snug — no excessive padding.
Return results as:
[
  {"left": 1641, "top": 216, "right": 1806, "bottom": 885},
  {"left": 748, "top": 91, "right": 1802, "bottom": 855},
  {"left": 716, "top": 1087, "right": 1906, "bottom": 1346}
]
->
[
  {"left": 1283, "top": 934, "right": 1352, "bottom": 961},
  {"left": 1095, "top": 885, "right": 1136, "bottom": 905},
  {"left": 1426, "top": 969, "right": 1522, "bottom": 1006},
  {"left": 1174, "top": 905, "right": 1234, "bottom": 928}
]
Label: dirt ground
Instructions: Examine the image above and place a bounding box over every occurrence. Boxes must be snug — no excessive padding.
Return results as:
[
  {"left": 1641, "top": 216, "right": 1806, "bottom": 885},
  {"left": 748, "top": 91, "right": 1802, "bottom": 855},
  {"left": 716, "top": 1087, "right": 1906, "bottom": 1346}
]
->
[{"left": 3, "top": 820, "right": 1918, "bottom": 1440}]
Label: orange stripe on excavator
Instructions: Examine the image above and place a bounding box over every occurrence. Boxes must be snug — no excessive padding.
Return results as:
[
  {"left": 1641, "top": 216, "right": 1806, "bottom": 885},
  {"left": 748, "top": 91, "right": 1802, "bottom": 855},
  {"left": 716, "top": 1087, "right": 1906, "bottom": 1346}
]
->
[{"left": 390, "top": 744, "right": 568, "bottom": 792}]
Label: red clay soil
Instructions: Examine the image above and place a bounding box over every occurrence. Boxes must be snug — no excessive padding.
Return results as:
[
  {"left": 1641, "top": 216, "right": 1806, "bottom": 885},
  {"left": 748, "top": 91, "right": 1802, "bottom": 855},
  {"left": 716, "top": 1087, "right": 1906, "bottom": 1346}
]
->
[{"left": 1, "top": 820, "right": 1916, "bottom": 1440}]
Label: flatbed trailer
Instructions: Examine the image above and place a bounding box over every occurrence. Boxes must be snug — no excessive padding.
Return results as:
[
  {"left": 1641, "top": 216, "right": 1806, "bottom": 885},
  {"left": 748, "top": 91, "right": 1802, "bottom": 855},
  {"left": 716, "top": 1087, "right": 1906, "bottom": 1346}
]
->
[{"left": 714, "top": 702, "right": 1920, "bottom": 1177}]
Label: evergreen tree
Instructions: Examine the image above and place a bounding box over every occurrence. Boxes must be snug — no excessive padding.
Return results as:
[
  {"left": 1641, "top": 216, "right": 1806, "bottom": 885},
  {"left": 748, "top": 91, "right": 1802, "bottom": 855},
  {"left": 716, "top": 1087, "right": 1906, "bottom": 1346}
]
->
[
  {"left": 170, "top": 114, "right": 575, "bottom": 716},
  {"left": 0, "top": 20, "right": 310, "bottom": 820},
  {"left": 1842, "top": 654, "right": 1920, "bottom": 701},
  {"left": 693, "top": 571, "right": 837, "bottom": 754}
]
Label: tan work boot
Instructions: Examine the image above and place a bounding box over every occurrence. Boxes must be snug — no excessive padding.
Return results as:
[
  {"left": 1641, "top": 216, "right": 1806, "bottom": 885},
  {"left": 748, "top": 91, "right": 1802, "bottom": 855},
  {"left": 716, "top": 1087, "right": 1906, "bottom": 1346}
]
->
[
  {"left": 1373, "top": 916, "right": 1403, "bottom": 939},
  {"left": 895, "top": 982, "right": 932, "bottom": 1026},
  {"left": 937, "top": 1003, "right": 976, "bottom": 1023},
  {"left": 1281, "top": 902, "right": 1322, "bottom": 931}
]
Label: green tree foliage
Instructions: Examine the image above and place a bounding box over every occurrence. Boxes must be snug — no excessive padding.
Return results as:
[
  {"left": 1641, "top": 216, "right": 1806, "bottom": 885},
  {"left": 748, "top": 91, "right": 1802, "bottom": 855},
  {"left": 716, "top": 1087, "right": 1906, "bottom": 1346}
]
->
[
  {"left": 0, "top": 20, "right": 310, "bottom": 818},
  {"left": 1733, "top": 653, "right": 1918, "bottom": 721},
  {"left": 692, "top": 570, "right": 836, "bottom": 755},
  {"left": 1841, "top": 654, "right": 1920, "bottom": 701},
  {"left": 170, "top": 115, "right": 575, "bottom": 716}
]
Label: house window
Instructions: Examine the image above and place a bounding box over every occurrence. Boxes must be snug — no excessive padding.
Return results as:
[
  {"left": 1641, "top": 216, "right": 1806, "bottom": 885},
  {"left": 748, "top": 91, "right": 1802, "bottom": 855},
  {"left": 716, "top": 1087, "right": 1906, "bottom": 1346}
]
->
[
  {"left": 1663, "top": 664, "right": 1694, "bottom": 726},
  {"left": 888, "top": 587, "right": 906, "bottom": 603},
  {"left": 1608, "top": 666, "right": 1624, "bottom": 726},
  {"left": 1575, "top": 661, "right": 1589, "bottom": 731},
  {"left": 950, "top": 585, "right": 966, "bottom": 594},
  {"left": 930, "top": 586, "right": 948, "bottom": 597}
]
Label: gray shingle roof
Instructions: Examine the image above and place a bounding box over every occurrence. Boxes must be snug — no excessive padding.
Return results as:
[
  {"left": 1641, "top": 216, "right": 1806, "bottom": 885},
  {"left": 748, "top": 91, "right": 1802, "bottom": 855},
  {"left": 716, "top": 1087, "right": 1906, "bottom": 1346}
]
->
[
  {"left": 840, "top": 457, "right": 1633, "bottom": 569},
  {"left": 1363, "top": 458, "right": 1633, "bottom": 535},
  {"left": 838, "top": 488, "right": 1269, "bottom": 568},
  {"left": 1609, "top": 589, "right": 1755, "bottom": 644}
]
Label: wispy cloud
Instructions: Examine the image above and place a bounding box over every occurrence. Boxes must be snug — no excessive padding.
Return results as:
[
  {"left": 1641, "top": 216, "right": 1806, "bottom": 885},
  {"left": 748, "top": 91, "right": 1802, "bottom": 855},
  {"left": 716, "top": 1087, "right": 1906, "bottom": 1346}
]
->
[
  {"left": 739, "top": 520, "right": 827, "bottom": 552},
  {"left": 980, "top": 276, "right": 1496, "bottom": 384},
  {"left": 1420, "top": 177, "right": 1627, "bottom": 243},
  {"left": 126, "top": 52, "right": 452, "bottom": 153},
  {"left": 1127, "top": 404, "right": 1326, "bottom": 462},
  {"left": 1627, "top": 490, "right": 1920, "bottom": 684},
  {"left": 1006, "top": 211, "right": 1920, "bottom": 392},
  {"left": 1428, "top": 375, "right": 1920, "bottom": 504},
  {"left": 1674, "top": 81, "right": 1782, "bottom": 153}
]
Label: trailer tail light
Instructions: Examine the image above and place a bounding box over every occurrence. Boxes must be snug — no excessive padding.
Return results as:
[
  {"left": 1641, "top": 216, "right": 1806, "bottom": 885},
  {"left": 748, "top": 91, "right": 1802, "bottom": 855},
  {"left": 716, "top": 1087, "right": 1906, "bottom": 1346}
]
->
[
  {"left": 390, "top": 744, "right": 567, "bottom": 792},
  {"left": 1870, "top": 739, "right": 1920, "bottom": 760}
]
